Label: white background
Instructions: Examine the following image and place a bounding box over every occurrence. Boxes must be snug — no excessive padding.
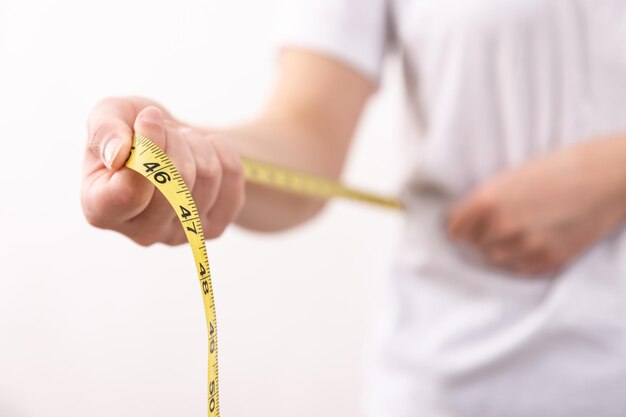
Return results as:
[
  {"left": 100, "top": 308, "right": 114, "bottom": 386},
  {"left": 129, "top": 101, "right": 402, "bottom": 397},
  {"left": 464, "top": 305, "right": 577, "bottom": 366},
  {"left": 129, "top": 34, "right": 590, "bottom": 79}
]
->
[{"left": 0, "top": 1, "right": 403, "bottom": 416}]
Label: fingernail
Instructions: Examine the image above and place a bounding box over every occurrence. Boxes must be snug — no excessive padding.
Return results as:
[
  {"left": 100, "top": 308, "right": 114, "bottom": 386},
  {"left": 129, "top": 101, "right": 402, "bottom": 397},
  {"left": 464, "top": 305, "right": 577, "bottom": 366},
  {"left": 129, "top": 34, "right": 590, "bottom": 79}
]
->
[{"left": 102, "top": 137, "right": 123, "bottom": 169}]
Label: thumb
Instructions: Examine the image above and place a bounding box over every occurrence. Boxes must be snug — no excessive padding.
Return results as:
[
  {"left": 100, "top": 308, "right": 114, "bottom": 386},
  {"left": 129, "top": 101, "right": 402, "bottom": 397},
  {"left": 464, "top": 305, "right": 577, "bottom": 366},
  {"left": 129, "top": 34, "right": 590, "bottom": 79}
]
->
[
  {"left": 87, "top": 102, "right": 169, "bottom": 171},
  {"left": 82, "top": 106, "right": 169, "bottom": 228},
  {"left": 87, "top": 97, "right": 135, "bottom": 171}
]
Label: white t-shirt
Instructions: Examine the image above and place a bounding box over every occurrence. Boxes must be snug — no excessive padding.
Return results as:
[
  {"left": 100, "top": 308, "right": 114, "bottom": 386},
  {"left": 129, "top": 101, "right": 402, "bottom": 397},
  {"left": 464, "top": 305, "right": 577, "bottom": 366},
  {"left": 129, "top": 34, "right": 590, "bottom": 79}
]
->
[{"left": 276, "top": 1, "right": 626, "bottom": 416}]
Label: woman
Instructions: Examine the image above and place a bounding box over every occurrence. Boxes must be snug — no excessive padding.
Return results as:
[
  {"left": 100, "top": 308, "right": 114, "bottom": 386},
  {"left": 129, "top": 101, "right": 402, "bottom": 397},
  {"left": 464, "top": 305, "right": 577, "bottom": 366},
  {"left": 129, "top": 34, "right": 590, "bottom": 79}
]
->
[{"left": 81, "top": 0, "right": 626, "bottom": 415}]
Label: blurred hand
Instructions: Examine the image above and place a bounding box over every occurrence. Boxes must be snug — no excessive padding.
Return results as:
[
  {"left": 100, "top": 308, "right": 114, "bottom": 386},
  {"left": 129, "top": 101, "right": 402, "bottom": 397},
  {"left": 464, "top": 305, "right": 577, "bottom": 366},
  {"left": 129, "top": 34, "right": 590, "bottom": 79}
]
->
[
  {"left": 82, "top": 97, "right": 245, "bottom": 245},
  {"left": 447, "top": 136, "right": 626, "bottom": 276}
]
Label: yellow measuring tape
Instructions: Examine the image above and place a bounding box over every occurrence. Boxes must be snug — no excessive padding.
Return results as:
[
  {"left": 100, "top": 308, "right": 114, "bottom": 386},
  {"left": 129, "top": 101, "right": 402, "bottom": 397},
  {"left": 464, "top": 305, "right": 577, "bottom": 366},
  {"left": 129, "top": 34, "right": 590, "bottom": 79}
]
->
[
  {"left": 241, "top": 158, "right": 403, "bottom": 209},
  {"left": 125, "top": 134, "right": 402, "bottom": 416}
]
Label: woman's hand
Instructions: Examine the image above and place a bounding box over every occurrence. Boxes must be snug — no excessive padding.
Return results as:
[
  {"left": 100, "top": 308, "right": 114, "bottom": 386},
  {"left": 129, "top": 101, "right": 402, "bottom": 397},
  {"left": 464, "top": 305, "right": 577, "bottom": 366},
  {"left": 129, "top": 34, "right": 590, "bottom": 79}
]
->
[
  {"left": 447, "top": 135, "right": 626, "bottom": 276},
  {"left": 81, "top": 97, "right": 245, "bottom": 246}
]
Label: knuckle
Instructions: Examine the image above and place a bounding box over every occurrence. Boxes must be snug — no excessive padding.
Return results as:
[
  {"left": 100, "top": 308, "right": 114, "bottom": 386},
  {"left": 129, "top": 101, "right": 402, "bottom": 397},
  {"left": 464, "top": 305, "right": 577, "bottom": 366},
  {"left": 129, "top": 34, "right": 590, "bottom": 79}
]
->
[
  {"left": 472, "top": 188, "right": 499, "bottom": 218},
  {"left": 477, "top": 186, "right": 498, "bottom": 208},
  {"left": 205, "top": 222, "right": 227, "bottom": 239},
  {"left": 196, "top": 156, "right": 221, "bottom": 182},
  {"left": 178, "top": 159, "right": 197, "bottom": 188},
  {"left": 221, "top": 157, "right": 243, "bottom": 180},
  {"left": 213, "top": 140, "right": 243, "bottom": 180}
]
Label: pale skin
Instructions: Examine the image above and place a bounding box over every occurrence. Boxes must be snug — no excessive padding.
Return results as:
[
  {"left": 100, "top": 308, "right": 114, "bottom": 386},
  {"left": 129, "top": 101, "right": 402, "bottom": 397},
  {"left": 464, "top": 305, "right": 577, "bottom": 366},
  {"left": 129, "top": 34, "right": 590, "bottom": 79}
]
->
[
  {"left": 447, "top": 135, "right": 626, "bottom": 276},
  {"left": 82, "top": 50, "right": 373, "bottom": 243},
  {"left": 82, "top": 48, "right": 626, "bottom": 276}
]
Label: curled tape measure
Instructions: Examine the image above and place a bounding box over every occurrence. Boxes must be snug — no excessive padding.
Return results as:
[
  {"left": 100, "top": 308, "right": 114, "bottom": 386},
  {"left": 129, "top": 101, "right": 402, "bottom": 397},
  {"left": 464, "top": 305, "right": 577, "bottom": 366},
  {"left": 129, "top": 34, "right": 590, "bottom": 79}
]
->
[{"left": 125, "top": 133, "right": 402, "bottom": 416}]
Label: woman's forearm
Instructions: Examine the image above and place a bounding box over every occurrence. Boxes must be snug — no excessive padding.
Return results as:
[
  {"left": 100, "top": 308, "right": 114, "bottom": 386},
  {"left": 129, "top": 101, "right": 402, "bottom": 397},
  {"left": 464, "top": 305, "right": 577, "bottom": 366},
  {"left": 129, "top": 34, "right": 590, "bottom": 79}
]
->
[
  {"left": 223, "top": 118, "right": 348, "bottom": 231},
  {"left": 224, "top": 49, "right": 375, "bottom": 232}
]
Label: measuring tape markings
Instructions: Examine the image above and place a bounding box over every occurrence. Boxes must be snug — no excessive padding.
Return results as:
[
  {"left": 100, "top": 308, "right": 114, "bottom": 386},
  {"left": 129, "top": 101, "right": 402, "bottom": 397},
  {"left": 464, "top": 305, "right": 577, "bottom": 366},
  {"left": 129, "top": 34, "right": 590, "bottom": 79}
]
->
[
  {"left": 242, "top": 158, "right": 403, "bottom": 209},
  {"left": 125, "top": 133, "right": 402, "bottom": 416},
  {"left": 126, "top": 134, "right": 220, "bottom": 416}
]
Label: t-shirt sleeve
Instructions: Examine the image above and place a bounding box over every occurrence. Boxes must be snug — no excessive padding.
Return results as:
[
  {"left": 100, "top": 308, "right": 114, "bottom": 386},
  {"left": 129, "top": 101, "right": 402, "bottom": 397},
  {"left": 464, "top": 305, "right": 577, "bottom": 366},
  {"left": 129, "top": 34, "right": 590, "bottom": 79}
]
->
[{"left": 273, "top": 0, "right": 389, "bottom": 82}]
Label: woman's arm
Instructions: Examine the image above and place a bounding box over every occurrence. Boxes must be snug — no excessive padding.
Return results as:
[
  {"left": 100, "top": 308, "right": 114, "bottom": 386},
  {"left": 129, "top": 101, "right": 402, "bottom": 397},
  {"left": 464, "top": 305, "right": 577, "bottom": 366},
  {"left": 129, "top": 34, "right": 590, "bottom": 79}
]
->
[
  {"left": 228, "top": 49, "right": 375, "bottom": 231},
  {"left": 448, "top": 133, "right": 626, "bottom": 276},
  {"left": 81, "top": 49, "right": 375, "bottom": 245}
]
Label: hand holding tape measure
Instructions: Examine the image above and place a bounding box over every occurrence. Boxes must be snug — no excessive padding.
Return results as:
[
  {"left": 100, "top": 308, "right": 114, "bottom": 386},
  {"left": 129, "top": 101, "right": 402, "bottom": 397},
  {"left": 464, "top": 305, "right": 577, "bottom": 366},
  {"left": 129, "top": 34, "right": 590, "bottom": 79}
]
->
[{"left": 85, "top": 101, "right": 401, "bottom": 416}]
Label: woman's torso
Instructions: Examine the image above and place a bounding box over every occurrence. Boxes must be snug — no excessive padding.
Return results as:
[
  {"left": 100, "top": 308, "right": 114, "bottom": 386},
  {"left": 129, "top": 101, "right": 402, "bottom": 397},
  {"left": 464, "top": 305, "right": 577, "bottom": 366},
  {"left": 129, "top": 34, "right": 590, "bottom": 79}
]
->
[{"left": 367, "top": 1, "right": 626, "bottom": 416}]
